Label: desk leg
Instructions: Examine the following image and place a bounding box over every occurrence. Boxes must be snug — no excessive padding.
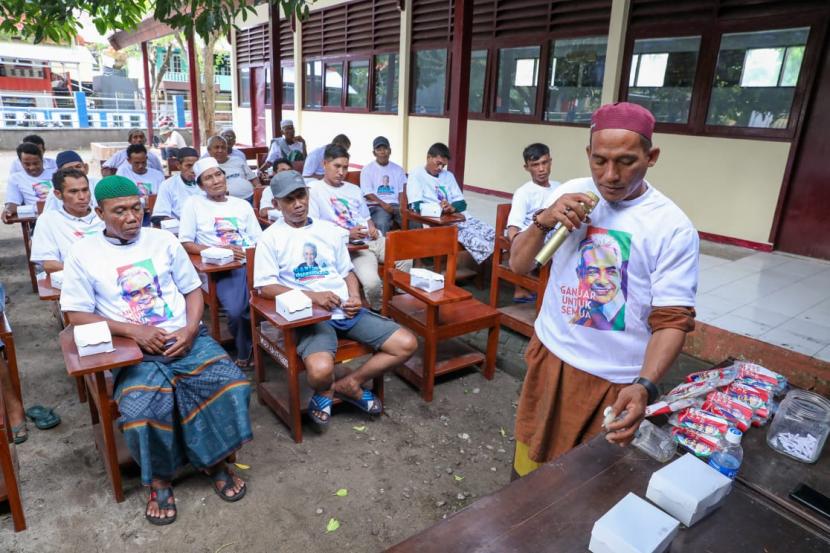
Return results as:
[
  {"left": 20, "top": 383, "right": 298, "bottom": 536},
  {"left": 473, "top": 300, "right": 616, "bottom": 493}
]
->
[
  {"left": 94, "top": 372, "right": 124, "bottom": 502},
  {"left": 1, "top": 334, "right": 22, "bottom": 405},
  {"left": 20, "top": 222, "right": 37, "bottom": 293},
  {"left": 207, "top": 275, "right": 221, "bottom": 341}
]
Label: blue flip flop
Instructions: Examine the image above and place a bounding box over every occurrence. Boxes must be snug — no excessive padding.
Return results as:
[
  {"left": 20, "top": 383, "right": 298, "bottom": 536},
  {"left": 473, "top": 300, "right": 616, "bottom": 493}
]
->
[
  {"left": 336, "top": 388, "right": 383, "bottom": 415},
  {"left": 308, "top": 394, "right": 333, "bottom": 427}
]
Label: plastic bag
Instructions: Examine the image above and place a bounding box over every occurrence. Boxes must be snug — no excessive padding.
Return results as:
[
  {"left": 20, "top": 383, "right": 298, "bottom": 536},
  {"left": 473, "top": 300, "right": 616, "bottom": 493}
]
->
[
  {"left": 702, "top": 391, "right": 753, "bottom": 432},
  {"left": 669, "top": 407, "right": 730, "bottom": 439}
]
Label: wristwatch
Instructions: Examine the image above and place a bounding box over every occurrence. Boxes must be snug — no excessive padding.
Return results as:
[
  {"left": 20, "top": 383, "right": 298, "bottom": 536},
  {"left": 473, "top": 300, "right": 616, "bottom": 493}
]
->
[{"left": 633, "top": 376, "right": 659, "bottom": 404}]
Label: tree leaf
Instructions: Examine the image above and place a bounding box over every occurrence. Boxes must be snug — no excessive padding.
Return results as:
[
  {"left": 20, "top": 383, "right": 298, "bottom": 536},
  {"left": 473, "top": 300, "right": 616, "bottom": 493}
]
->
[
  {"left": 334, "top": 488, "right": 348, "bottom": 497},
  {"left": 325, "top": 517, "right": 340, "bottom": 533},
  {"left": 499, "top": 427, "right": 507, "bottom": 438},
  {"left": 453, "top": 474, "right": 464, "bottom": 482},
  {"left": 234, "top": 463, "right": 250, "bottom": 470},
  {"left": 352, "top": 425, "right": 366, "bottom": 432}
]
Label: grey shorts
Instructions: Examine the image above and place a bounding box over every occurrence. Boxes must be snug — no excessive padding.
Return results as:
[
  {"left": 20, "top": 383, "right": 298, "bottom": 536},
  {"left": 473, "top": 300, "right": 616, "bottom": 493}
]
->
[{"left": 296, "top": 310, "right": 401, "bottom": 359}]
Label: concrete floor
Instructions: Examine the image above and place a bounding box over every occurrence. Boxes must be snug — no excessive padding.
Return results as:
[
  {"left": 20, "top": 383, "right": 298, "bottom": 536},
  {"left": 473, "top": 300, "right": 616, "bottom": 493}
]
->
[{"left": 0, "top": 149, "right": 708, "bottom": 552}]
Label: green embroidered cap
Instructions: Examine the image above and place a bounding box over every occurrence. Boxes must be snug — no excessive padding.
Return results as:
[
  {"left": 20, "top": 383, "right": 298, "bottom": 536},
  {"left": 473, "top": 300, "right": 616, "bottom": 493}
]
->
[{"left": 94, "top": 175, "right": 140, "bottom": 203}]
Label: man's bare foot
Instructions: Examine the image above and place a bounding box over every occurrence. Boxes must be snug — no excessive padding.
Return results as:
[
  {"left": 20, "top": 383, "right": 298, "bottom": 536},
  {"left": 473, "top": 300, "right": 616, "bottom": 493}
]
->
[{"left": 333, "top": 375, "right": 362, "bottom": 400}]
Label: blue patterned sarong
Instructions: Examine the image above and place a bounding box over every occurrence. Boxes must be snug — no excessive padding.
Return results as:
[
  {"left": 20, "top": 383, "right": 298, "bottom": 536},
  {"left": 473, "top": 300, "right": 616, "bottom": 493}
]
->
[{"left": 113, "top": 330, "right": 252, "bottom": 485}]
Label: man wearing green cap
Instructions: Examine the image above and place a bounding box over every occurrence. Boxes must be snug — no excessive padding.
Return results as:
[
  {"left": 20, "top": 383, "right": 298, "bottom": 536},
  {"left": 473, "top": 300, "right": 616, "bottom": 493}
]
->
[{"left": 60, "top": 175, "right": 253, "bottom": 525}]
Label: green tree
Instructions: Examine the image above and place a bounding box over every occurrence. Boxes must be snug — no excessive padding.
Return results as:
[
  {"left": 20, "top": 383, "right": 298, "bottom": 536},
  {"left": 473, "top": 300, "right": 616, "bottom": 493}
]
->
[{"left": 0, "top": 0, "right": 311, "bottom": 43}]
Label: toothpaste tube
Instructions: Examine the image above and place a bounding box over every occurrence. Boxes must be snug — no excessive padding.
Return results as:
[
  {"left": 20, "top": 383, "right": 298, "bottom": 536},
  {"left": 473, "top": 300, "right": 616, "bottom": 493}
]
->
[
  {"left": 703, "top": 391, "right": 753, "bottom": 432},
  {"left": 669, "top": 407, "right": 730, "bottom": 438},
  {"left": 725, "top": 381, "right": 770, "bottom": 418},
  {"left": 671, "top": 427, "right": 723, "bottom": 458},
  {"left": 663, "top": 380, "right": 717, "bottom": 404},
  {"left": 685, "top": 367, "right": 738, "bottom": 388},
  {"left": 645, "top": 397, "right": 700, "bottom": 418},
  {"left": 733, "top": 362, "right": 788, "bottom": 393}
]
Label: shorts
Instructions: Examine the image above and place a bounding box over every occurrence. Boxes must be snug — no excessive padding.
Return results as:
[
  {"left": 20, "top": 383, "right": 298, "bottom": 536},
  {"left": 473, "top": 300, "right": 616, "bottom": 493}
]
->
[{"left": 296, "top": 309, "right": 401, "bottom": 359}]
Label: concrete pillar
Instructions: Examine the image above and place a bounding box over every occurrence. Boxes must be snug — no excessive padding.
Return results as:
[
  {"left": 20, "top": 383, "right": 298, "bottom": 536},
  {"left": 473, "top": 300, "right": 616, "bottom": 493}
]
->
[
  {"left": 601, "top": 0, "right": 631, "bottom": 105},
  {"left": 74, "top": 91, "right": 89, "bottom": 128},
  {"left": 397, "top": 0, "right": 412, "bottom": 170},
  {"left": 294, "top": 17, "right": 303, "bottom": 132},
  {"left": 174, "top": 95, "right": 186, "bottom": 127}
]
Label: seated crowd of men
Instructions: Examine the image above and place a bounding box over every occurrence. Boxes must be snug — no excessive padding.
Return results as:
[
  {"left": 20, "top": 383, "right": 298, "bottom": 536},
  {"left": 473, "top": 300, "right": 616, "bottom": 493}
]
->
[{"left": 1, "top": 126, "right": 560, "bottom": 526}]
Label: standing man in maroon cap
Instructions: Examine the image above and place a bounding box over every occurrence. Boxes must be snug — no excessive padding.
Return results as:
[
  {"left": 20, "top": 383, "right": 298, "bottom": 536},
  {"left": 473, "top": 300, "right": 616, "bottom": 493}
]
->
[{"left": 509, "top": 102, "right": 699, "bottom": 478}]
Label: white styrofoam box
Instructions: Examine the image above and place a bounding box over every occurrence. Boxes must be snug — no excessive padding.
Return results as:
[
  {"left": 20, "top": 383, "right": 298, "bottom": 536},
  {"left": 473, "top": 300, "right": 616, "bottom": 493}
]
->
[
  {"left": 420, "top": 203, "right": 443, "bottom": 217},
  {"left": 73, "top": 321, "right": 114, "bottom": 357},
  {"left": 160, "top": 218, "right": 179, "bottom": 234},
  {"left": 50, "top": 270, "right": 64, "bottom": 290},
  {"left": 646, "top": 453, "right": 733, "bottom": 527},
  {"left": 16, "top": 205, "right": 36, "bottom": 218},
  {"left": 276, "top": 289, "right": 313, "bottom": 321},
  {"left": 589, "top": 493, "right": 680, "bottom": 553},
  {"left": 200, "top": 246, "right": 234, "bottom": 265},
  {"left": 410, "top": 268, "right": 445, "bottom": 292}
]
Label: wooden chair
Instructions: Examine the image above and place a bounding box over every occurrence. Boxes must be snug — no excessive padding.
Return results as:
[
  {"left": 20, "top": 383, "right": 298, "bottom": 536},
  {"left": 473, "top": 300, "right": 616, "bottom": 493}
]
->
[
  {"left": 382, "top": 226, "right": 500, "bottom": 402},
  {"left": 489, "top": 204, "right": 550, "bottom": 338},
  {"left": 246, "top": 247, "right": 383, "bottom": 443},
  {"left": 59, "top": 326, "right": 143, "bottom": 502},
  {"left": 0, "top": 367, "right": 25, "bottom": 532},
  {"left": 7, "top": 213, "right": 38, "bottom": 293},
  {"left": 188, "top": 253, "right": 243, "bottom": 346},
  {"left": 345, "top": 170, "right": 361, "bottom": 185},
  {"left": 252, "top": 186, "right": 272, "bottom": 228},
  {"left": 37, "top": 275, "right": 86, "bottom": 402},
  {"left": 0, "top": 313, "right": 21, "bottom": 405}
]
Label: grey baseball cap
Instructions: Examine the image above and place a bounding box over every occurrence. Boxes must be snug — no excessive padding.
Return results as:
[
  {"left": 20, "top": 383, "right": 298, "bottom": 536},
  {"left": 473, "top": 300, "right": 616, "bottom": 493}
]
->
[{"left": 270, "top": 170, "right": 307, "bottom": 199}]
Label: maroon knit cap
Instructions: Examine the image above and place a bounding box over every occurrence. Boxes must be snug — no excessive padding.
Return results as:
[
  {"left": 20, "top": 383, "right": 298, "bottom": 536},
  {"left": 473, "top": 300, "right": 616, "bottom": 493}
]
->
[{"left": 591, "top": 102, "right": 656, "bottom": 142}]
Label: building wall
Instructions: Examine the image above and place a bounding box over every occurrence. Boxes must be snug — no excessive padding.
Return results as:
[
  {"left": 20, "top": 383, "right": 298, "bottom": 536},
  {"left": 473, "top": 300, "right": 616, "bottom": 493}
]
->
[{"left": 302, "top": 111, "right": 402, "bottom": 167}]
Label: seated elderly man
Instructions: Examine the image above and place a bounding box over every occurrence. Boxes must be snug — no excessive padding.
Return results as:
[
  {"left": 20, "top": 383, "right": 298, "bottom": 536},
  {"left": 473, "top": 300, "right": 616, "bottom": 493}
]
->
[
  {"left": 60, "top": 175, "right": 252, "bottom": 525},
  {"left": 360, "top": 136, "right": 406, "bottom": 234},
  {"left": 2, "top": 142, "right": 57, "bottom": 223},
  {"left": 206, "top": 135, "right": 260, "bottom": 202},
  {"left": 30, "top": 168, "right": 104, "bottom": 273},
  {"left": 102, "top": 128, "right": 163, "bottom": 176},
  {"left": 9, "top": 134, "right": 57, "bottom": 176},
  {"left": 151, "top": 148, "right": 203, "bottom": 224},
  {"left": 407, "top": 142, "right": 495, "bottom": 266},
  {"left": 254, "top": 171, "right": 417, "bottom": 428},
  {"left": 258, "top": 158, "right": 293, "bottom": 220},
  {"left": 179, "top": 157, "right": 262, "bottom": 367},
  {"left": 261, "top": 120, "right": 307, "bottom": 174},
  {"left": 302, "top": 134, "right": 350, "bottom": 180},
  {"left": 308, "top": 144, "right": 411, "bottom": 311}
]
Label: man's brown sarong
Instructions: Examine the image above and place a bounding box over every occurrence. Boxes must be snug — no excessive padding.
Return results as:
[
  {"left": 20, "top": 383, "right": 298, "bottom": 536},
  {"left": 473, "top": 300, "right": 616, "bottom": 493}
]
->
[{"left": 512, "top": 334, "right": 626, "bottom": 478}]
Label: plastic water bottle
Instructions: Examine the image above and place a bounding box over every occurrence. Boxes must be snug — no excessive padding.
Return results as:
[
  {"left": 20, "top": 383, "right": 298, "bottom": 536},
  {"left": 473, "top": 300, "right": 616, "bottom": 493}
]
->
[{"left": 709, "top": 427, "right": 743, "bottom": 479}]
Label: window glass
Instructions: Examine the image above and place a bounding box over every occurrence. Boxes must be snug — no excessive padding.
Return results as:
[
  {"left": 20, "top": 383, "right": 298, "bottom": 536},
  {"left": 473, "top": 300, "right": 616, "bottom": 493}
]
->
[
  {"left": 627, "top": 36, "right": 701, "bottom": 124},
  {"left": 468, "top": 49, "right": 487, "bottom": 113},
  {"left": 324, "top": 62, "right": 344, "bottom": 107},
  {"left": 412, "top": 49, "right": 447, "bottom": 115},
  {"left": 347, "top": 60, "right": 370, "bottom": 108},
  {"left": 373, "top": 53, "right": 399, "bottom": 113},
  {"left": 282, "top": 64, "right": 295, "bottom": 108},
  {"left": 545, "top": 36, "right": 606, "bottom": 123},
  {"left": 495, "top": 46, "right": 540, "bottom": 115},
  {"left": 238, "top": 67, "right": 251, "bottom": 108},
  {"left": 304, "top": 61, "right": 322, "bottom": 109},
  {"left": 707, "top": 27, "right": 809, "bottom": 128}
]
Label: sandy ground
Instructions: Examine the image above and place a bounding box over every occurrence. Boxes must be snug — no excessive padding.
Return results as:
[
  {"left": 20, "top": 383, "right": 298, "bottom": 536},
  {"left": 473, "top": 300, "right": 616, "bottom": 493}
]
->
[{"left": 0, "top": 148, "right": 704, "bottom": 552}]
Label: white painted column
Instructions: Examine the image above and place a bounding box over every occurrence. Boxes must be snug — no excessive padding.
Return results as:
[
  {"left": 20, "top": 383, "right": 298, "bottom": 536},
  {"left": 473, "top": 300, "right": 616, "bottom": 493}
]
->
[
  {"left": 397, "top": 0, "right": 413, "bottom": 169},
  {"left": 294, "top": 18, "right": 304, "bottom": 131},
  {"left": 601, "top": 0, "right": 631, "bottom": 105}
]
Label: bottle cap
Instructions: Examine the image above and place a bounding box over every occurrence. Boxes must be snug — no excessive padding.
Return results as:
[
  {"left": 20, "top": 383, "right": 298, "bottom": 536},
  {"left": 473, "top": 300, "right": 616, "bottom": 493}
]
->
[{"left": 726, "top": 427, "right": 742, "bottom": 445}]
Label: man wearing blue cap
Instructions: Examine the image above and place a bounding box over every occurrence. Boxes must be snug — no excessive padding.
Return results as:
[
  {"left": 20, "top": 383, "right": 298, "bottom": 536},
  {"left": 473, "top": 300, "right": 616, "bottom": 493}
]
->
[
  {"left": 61, "top": 175, "right": 252, "bottom": 525},
  {"left": 30, "top": 167, "right": 104, "bottom": 274}
]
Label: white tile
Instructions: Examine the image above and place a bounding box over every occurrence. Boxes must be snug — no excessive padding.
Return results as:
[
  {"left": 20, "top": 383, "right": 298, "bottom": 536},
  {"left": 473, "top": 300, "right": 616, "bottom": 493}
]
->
[
  {"left": 730, "top": 305, "right": 792, "bottom": 328},
  {"left": 697, "top": 264, "right": 754, "bottom": 293},
  {"left": 758, "top": 318, "right": 830, "bottom": 357},
  {"left": 708, "top": 313, "right": 778, "bottom": 338},
  {"left": 797, "top": 298, "right": 830, "bottom": 328},
  {"left": 814, "top": 345, "right": 830, "bottom": 363},
  {"left": 742, "top": 283, "right": 828, "bottom": 318},
  {"left": 707, "top": 271, "right": 793, "bottom": 304},
  {"left": 767, "top": 258, "right": 830, "bottom": 280},
  {"left": 729, "top": 252, "right": 790, "bottom": 271},
  {"left": 698, "top": 254, "right": 731, "bottom": 270},
  {"left": 796, "top": 271, "right": 830, "bottom": 292}
]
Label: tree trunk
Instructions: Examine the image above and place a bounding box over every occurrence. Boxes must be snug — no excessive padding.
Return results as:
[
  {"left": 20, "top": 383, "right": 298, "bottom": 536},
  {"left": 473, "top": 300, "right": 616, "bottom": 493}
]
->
[
  {"left": 151, "top": 43, "right": 175, "bottom": 98},
  {"left": 199, "top": 32, "right": 218, "bottom": 141}
]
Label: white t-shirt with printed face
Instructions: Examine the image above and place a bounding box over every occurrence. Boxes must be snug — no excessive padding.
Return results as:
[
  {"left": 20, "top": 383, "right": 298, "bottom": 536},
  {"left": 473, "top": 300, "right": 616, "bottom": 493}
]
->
[
  {"left": 116, "top": 165, "right": 165, "bottom": 198},
  {"left": 152, "top": 174, "right": 204, "bottom": 220},
  {"left": 60, "top": 228, "right": 202, "bottom": 333},
  {"left": 217, "top": 157, "right": 256, "bottom": 200},
  {"left": 43, "top": 175, "right": 99, "bottom": 213},
  {"left": 360, "top": 160, "right": 407, "bottom": 206},
  {"left": 5, "top": 168, "right": 56, "bottom": 206},
  {"left": 178, "top": 194, "right": 263, "bottom": 248},
  {"left": 104, "top": 149, "right": 163, "bottom": 172},
  {"left": 10, "top": 157, "right": 57, "bottom": 175},
  {"left": 29, "top": 207, "right": 105, "bottom": 264},
  {"left": 253, "top": 218, "right": 354, "bottom": 318},
  {"left": 308, "top": 180, "right": 371, "bottom": 230},
  {"left": 507, "top": 180, "right": 561, "bottom": 231},
  {"left": 535, "top": 177, "right": 699, "bottom": 384},
  {"left": 406, "top": 165, "right": 464, "bottom": 207}
]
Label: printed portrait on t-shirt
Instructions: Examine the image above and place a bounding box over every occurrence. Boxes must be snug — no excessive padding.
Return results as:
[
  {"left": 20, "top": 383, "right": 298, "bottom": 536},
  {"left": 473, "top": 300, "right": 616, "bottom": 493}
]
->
[
  {"left": 72, "top": 228, "right": 100, "bottom": 239},
  {"left": 135, "top": 182, "right": 152, "bottom": 197},
  {"left": 116, "top": 259, "right": 173, "bottom": 325},
  {"left": 434, "top": 185, "right": 449, "bottom": 202},
  {"left": 32, "top": 180, "right": 52, "bottom": 201},
  {"left": 214, "top": 217, "right": 248, "bottom": 246},
  {"left": 329, "top": 197, "right": 359, "bottom": 228},
  {"left": 293, "top": 242, "right": 330, "bottom": 281},
  {"left": 561, "top": 227, "right": 631, "bottom": 331},
  {"left": 377, "top": 175, "right": 393, "bottom": 196}
]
